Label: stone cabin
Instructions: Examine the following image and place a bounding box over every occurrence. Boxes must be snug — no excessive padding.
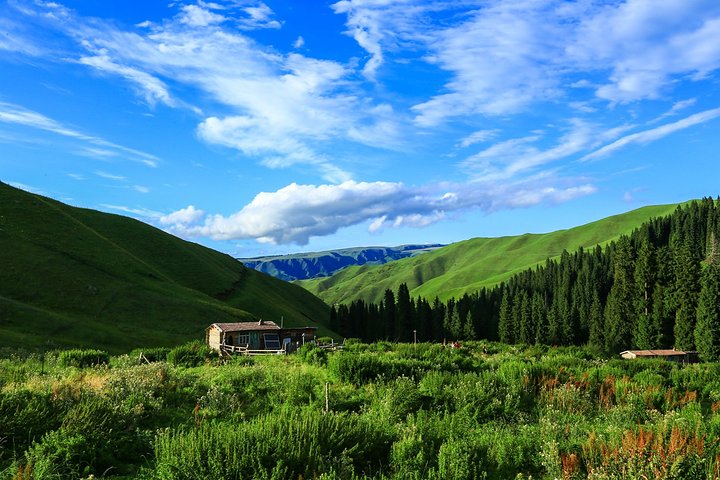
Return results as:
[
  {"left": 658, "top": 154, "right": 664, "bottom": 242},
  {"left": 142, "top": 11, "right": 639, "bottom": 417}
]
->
[{"left": 206, "top": 320, "right": 318, "bottom": 355}]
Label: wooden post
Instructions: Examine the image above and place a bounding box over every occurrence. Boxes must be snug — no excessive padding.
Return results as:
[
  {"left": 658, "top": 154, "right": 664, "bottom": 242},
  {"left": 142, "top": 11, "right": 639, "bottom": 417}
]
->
[{"left": 324, "top": 382, "right": 329, "bottom": 414}]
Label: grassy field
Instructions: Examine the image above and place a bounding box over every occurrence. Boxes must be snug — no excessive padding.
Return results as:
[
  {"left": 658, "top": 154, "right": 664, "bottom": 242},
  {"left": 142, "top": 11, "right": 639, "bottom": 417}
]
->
[
  {"left": 0, "top": 182, "right": 331, "bottom": 353},
  {"left": 300, "top": 203, "right": 681, "bottom": 304},
  {"left": 3, "top": 342, "right": 720, "bottom": 479}
]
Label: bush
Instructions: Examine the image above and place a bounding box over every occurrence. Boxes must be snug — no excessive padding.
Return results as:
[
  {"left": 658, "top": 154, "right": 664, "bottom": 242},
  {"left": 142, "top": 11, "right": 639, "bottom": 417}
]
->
[
  {"left": 298, "top": 343, "right": 329, "bottom": 366},
  {"left": 167, "top": 341, "right": 214, "bottom": 367},
  {"left": 153, "top": 410, "right": 395, "bottom": 479},
  {"left": 57, "top": 349, "right": 109, "bottom": 368}
]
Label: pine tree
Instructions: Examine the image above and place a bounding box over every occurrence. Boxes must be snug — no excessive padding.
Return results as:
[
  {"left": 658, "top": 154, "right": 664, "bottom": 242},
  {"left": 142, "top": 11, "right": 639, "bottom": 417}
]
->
[
  {"left": 588, "top": 289, "right": 604, "bottom": 349},
  {"left": 518, "top": 290, "right": 533, "bottom": 344},
  {"left": 532, "top": 292, "right": 547, "bottom": 345},
  {"left": 498, "top": 290, "right": 514, "bottom": 344},
  {"left": 633, "top": 239, "right": 656, "bottom": 348},
  {"left": 396, "top": 283, "right": 413, "bottom": 342},
  {"left": 462, "top": 311, "right": 476, "bottom": 340},
  {"left": 604, "top": 236, "right": 635, "bottom": 352},
  {"left": 381, "top": 289, "right": 396, "bottom": 340},
  {"left": 673, "top": 240, "right": 700, "bottom": 350},
  {"left": 695, "top": 262, "right": 720, "bottom": 361}
]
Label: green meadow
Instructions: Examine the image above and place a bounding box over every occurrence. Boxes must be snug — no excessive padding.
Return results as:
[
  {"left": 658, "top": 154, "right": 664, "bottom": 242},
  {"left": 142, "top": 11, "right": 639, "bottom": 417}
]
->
[{"left": 3, "top": 342, "right": 720, "bottom": 479}]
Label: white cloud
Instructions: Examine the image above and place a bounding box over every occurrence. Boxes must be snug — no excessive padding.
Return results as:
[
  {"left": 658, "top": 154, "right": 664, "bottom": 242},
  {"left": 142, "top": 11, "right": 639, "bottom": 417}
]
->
[
  {"left": 79, "top": 54, "right": 175, "bottom": 107},
  {"left": 133, "top": 185, "right": 150, "bottom": 193},
  {"left": 458, "top": 129, "right": 499, "bottom": 148},
  {"left": 332, "top": 0, "right": 720, "bottom": 124},
  {"left": 179, "top": 4, "right": 226, "bottom": 27},
  {"left": 582, "top": 107, "right": 720, "bottom": 161},
  {"left": 239, "top": 3, "right": 281, "bottom": 30},
  {"left": 569, "top": 0, "right": 720, "bottom": 103},
  {"left": 460, "top": 119, "right": 634, "bottom": 182},
  {"left": 649, "top": 98, "right": 697, "bottom": 123},
  {"left": 160, "top": 205, "right": 205, "bottom": 225},
  {"left": 95, "top": 170, "right": 126, "bottom": 181},
  {"left": 164, "top": 177, "right": 596, "bottom": 245},
  {"left": 292, "top": 36, "right": 304, "bottom": 49}
]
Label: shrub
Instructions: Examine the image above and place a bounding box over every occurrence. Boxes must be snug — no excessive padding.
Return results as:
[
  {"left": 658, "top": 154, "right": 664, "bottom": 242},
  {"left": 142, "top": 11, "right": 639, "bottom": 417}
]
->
[
  {"left": 57, "top": 349, "right": 109, "bottom": 368},
  {"left": 0, "top": 390, "right": 63, "bottom": 462},
  {"left": 167, "top": 341, "right": 214, "bottom": 367},
  {"left": 153, "top": 410, "right": 394, "bottom": 479},
  {"left": 297, "top": 343, "right": 329, "bottom": 366}
]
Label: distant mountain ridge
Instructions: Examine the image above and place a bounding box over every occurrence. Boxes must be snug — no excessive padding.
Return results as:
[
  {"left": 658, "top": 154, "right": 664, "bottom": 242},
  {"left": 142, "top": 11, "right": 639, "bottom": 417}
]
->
[{"left": 239, "top": 244, "right": 444, "bottom": 281}]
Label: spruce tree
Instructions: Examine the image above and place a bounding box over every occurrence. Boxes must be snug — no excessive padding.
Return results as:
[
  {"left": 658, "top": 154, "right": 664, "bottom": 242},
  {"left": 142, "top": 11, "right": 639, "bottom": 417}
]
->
[
  {"left": 498, "top": 291, "right": 514, "bottom": 344},
  {"left": 604, "top": 236, "right": 635, "bottom": 352},
  {"left": 695, "top": 262, "right": 720, "bottom": 361},
  {"left": 673, "top": 240, "right": 700, "bottom": 350},
  {"left": 633, "top": 239, "right": 656, "bottom": 348},
  {"left": 462, "top": 311, "right": 476, "bottom": 340},
  {"left": 532, "top": 292, "right": 547, "bottom": 345},
  {"left": 518, "top": 290, "right": 533, "bottom": 344}
]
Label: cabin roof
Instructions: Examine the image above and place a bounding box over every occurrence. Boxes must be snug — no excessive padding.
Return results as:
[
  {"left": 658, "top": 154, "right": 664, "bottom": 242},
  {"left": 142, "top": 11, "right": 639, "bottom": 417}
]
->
[
  {"left": 209, "top": 321, "right": 280, "bottom": 332},
  {"left": 620, "top": 349, "right": 688, "bottom": 356},
  {"left": 207, "top": 322, "right": 319, "bottom": 333}
]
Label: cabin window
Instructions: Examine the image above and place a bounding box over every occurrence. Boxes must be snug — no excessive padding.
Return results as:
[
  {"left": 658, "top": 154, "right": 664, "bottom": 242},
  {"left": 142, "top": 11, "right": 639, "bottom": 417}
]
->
[
  {"left": 263, "top": 333, "right": 281, "bottom": 349},
  {"left": 237, "top": 334, "right": 250, "bottom": 346}
]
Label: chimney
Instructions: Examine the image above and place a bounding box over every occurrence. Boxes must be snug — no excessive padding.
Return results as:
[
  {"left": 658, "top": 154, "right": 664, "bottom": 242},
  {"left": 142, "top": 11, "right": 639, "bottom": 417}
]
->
[{"left": 258, "top": 318, "right": 264, "bottom": 325}]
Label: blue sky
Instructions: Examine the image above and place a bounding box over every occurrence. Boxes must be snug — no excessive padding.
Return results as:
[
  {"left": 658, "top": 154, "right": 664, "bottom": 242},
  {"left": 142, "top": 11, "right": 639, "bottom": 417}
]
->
[{"left": 2, "top": 0, "right": 720, "bottom": 257}]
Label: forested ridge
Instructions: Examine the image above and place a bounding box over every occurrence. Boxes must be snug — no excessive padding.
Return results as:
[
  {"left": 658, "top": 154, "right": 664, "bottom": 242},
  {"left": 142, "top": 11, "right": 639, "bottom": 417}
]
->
[{"left": 331, "top": 197, "right": 720, "bottom": 360}]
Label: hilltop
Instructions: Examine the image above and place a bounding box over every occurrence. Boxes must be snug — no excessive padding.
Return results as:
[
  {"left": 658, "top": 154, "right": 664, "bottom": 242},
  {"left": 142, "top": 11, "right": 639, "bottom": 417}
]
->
[
  {"left": 0, "top": 182, "right": 331, "bottom": 353},
  {"left": 299, "top": 203, "right": 681, "bottom": 304}
]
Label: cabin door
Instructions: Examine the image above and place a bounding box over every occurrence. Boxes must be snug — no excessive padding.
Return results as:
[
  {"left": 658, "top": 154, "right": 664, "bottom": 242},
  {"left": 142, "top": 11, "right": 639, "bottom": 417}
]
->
[{"left": 249, "top": 332, "right": 261, "bottom": 349}]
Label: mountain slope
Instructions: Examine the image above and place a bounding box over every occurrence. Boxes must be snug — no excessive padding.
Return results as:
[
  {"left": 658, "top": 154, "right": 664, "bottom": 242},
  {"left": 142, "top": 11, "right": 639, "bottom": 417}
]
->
[
  {"left": 239, "top": 244, "right": 443, "bottom": 281},
  {"left": 0, "top": 182, "right": 331, "bottom": 353},
  {"left": 299, "top": 203, "right": 681, "bottom": 304}
]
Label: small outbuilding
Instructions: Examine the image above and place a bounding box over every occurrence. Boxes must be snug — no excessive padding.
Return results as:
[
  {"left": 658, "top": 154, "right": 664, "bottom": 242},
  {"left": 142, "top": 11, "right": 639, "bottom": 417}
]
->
[
  {"left": 619, "top": 349, "right": 699, "bottom": 364},
  {"left": 206, "top": 319, "right": 318, "bottom": 355}
]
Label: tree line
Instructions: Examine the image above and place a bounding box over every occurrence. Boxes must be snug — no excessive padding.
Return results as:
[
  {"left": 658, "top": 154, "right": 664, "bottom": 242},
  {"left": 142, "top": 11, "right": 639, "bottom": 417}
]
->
[{"left": 330, "top": 197, "right": 720, "bottom": 360}]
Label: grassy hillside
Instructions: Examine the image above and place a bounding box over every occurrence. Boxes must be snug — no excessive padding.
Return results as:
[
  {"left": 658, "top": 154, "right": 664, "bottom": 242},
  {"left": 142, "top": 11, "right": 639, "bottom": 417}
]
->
[
  {"left": 300, "top": 203, "right": 681, "bottom": 304},
  {"left": 0, "top": 181, "right": 331, "bottom": 353}
]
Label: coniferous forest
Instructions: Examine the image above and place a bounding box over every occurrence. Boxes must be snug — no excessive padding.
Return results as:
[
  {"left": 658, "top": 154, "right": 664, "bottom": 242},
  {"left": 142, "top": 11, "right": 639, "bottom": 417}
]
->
[{"left": 330, "top": 198, "right": 720, "bottom": 360}]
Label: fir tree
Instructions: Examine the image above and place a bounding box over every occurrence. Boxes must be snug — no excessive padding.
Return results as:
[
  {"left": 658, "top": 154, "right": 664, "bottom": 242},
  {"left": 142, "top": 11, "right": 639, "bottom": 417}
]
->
[
  {"left": 498, "top": 291, "right": 514, "bottom": 344},
  {"left": 633, "top": 239, "right": 656, "bottom": 348},
  {"left": 673, "top": 240, "right": 700, "bottom": 350},
  {"left": 604, "top": 236, "right": 635, "bottom": 352},
  {"left": 695, "top": 262, "right": 720, "bottom": 360}
]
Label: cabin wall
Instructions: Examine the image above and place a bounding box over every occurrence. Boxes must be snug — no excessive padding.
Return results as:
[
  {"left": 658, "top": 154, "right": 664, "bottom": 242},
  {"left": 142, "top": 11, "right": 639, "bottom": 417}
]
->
[{"left": 206, "top": 327, "right": 222, "bottom": 351}]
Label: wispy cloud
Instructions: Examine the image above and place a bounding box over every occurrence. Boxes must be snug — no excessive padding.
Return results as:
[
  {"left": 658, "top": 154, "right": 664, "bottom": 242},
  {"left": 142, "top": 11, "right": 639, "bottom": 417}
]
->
[
  {"left": 582, "top": 107, "right": 720, "bottom": 161},
  {"left": 9, "top": 0, "right": 398, "bottom": 182},
  {"left": 95, "top": 170, "right": 126, "bottom": 181},
  {"left": 100, "top": 204, "right": 163, "bottom": 218},
  {"left": 333, "top": 0, "right": 720, "bottom": 124},
  {"left": 0, "top": 102, "right": 159, "bottom": 167}
]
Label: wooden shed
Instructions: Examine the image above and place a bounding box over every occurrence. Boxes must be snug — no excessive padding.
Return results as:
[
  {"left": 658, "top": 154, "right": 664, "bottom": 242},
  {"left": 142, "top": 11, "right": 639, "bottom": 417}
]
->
[
  {"left": 206, "top": 320, "right": 318, "bottom": 355},
  {"left": 619, "top": 349, "right": 699, "bottom": 363}
]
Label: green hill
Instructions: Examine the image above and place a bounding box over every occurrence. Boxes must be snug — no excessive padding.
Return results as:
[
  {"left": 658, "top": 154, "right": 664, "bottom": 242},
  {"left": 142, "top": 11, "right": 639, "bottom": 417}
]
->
[
  {"left": 299, "top": 203, "right": 681, "bottom": 305},
  {"left": 0, "top": 182, "right": 331, "bottom": 353}
]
